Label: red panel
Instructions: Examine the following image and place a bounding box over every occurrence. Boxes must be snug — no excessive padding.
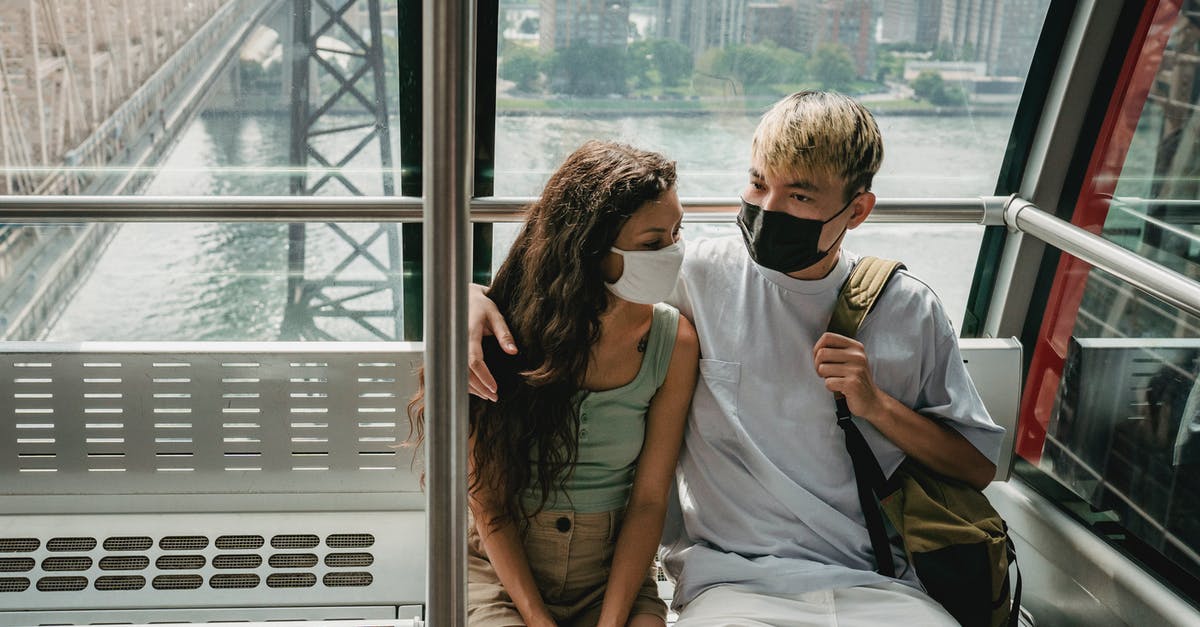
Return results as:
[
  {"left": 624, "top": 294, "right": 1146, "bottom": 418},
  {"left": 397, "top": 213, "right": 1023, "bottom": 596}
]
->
[{"left": 1016, "top": 0, "right": 1183, "bottom": 462}]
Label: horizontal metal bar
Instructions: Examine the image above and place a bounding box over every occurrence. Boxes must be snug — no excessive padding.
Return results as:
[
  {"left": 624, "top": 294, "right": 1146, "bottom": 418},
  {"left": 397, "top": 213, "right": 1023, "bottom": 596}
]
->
[
  {"left": 0, "top": 196, "right": 994, "bottom": 223},
  {"left": 1006, "top": 197, "right": 1200, "bottom": 320}
]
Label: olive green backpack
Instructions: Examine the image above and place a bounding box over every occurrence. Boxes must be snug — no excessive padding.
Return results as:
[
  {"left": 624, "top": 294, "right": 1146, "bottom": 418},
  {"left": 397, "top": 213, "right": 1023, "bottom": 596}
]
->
[{"left": 829, "top": 256, "right": 1021, "bottom": 627}]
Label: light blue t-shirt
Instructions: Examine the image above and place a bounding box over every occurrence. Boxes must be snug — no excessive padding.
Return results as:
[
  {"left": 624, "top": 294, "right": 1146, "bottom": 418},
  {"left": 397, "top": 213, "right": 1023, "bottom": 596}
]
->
[{"left": 659, "top": 237, "right": 1005, "bottom": 609}]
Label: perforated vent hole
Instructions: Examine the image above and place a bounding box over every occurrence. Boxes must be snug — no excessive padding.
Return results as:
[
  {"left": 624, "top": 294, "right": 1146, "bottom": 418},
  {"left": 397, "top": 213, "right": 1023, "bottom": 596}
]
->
[
  {"left": 212, "top": 554, "right": 262, "bottom": 569},
  {"left": 104, "top": 536, "right": 153, "bottom": 551},
  {"left": 325, "top": 552, "right": 373, "bottom": 568},
  {"left": 0, "top": 558, "right": 34, "bottom": 572},
  {"left": 42, "top": 557, "right": 93, "bottom": 571},
  {"left": 0, "top": 538, "right": 40, "bottom": 552},
  {"left": 215, "top": 535, "right": 264, "bottom": 550},
  {"left": 36, "top": 576, "right": 89, "bottom": 592},
  {"left": 152, "top": 574, "right": 203, "bottom": 590},
  {"left": 155, "top": 555, "right": 206, "bottom": 570},
  {"left": 95, "top": 575, "right": 146, "bottom": 591},
  {"left": 210, "top": 573, "right": 260, "bottom": 589},
  {"left": 159, "top": 536, "right": 208, "bottom": 551},
  {"left": 271, "top": 534, "right": 319, "bottom": 549},
  {"left": 266, "top": 572, "right": 317, "bottom": 588},
  {"left": 326, "top": 533, "right": 375, "bottom": 548},
  {"left": 0, "top": 577, "right": 31, "bottom": 593},
  {"left": 323, "top": 571, "right": 373, "bottom": 587},
  {"left": 46, "top": 537, "right": 97, "bottom": 552},
  {"left": 100, "top": 555, "right": 150, "bottom": 571},
  {"left": 268, "top": 553, "right": 318, "bottom": 568}
]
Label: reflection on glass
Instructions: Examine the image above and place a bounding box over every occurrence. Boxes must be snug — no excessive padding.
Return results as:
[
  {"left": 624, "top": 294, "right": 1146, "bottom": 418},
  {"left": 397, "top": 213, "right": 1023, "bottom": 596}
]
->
[
  {"left": 1041, "top": 267, "right": 1200, "bottom": 581},
  {"left": 1103, "top": 5, "right": 1200, "bottom": 280},
  {"left": 1028, "top": 4, "right": 1200, "bottom": 583},
  {"left": 494, "top": 0, "right": 1052, "bottom": 197}
]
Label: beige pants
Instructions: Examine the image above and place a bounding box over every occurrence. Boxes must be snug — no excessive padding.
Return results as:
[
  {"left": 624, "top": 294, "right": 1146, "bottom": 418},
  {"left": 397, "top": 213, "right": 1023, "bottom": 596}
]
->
[{"left": 468, "top": 508, "right": 667, "bottom": 626}]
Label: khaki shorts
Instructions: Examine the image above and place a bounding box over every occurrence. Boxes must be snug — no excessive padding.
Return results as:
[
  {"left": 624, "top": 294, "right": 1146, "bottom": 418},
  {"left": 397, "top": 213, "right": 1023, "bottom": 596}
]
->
[{"left": 468, "top": 508, "right": 667, "bottom": 626}]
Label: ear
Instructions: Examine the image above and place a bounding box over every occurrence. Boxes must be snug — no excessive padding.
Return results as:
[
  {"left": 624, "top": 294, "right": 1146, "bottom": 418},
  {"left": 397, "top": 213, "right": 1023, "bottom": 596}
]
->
[{"left": 847, "top": 191, "right": 875, "bottom": 229}]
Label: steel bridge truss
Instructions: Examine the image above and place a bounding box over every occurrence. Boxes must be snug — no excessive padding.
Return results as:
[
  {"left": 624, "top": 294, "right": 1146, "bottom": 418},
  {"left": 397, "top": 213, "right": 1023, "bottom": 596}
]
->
[{"left": 283, "top": 0, "right": 402, "bottom": 341}]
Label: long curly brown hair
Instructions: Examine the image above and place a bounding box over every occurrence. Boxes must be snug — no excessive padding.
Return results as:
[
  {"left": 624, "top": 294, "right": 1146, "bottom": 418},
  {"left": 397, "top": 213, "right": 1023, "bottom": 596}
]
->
[{"left": 407, "top": 140, "right": 677, "bottom": 529}]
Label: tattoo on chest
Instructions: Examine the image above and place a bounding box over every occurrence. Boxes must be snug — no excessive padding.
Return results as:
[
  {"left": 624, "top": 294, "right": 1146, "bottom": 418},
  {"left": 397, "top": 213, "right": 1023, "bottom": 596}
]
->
[{"left": 637, "top": 334, "right": 648, "bottom": 353}]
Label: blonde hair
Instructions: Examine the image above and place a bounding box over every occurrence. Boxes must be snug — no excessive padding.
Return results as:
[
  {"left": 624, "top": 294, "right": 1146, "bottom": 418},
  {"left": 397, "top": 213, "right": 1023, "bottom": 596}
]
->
[{"left": 751, "top": 91, "right": 884, "bottom": 201}]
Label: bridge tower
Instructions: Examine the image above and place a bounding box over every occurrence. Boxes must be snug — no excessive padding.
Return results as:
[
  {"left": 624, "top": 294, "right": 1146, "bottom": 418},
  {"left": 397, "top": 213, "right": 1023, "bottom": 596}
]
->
[{"left": 281, "top": 0, "right": 403, "bottom": 341}]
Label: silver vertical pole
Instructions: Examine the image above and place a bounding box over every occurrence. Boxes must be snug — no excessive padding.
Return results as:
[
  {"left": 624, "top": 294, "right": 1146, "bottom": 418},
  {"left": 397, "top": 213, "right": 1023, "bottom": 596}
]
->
[{"left": 423, "top": 0, "right": 473, "bottom": 625}]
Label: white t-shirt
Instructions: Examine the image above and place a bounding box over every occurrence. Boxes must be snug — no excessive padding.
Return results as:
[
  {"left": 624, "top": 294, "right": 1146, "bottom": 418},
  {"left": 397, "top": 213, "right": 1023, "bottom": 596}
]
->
[{"left": 660, "top": 236, "right": 1006, "bottom": 608}]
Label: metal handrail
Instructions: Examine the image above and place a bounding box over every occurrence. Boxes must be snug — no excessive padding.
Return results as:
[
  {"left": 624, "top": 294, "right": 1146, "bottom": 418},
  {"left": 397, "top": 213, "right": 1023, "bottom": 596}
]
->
[
  {"left": 1005, "top": 196, "right": 1200, "bottom": 320},
  {"left": 0, "top": 195, "right": 999, "bottom": 223}
]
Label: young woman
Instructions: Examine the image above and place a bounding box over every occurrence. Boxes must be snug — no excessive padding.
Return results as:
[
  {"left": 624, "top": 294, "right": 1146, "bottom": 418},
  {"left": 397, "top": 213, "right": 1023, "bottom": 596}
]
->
[{"left": 409, "top": 140, "right": 698, "bottom": 626}]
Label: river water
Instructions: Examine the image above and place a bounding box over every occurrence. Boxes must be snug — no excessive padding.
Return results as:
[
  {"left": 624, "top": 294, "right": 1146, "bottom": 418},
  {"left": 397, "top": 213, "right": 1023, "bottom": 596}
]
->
[{"left": 46, "top": 111, "right": 1012, "bottom": 341}]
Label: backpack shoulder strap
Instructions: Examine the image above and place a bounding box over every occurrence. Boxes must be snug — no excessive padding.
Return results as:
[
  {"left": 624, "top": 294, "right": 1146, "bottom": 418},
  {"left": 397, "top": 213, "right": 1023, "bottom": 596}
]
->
[
  {"left": 827, "top": 256, "right": 906, "bottom": 579},
  {"left": 827, "top": 256, "right": 906, "bottom": 339}
]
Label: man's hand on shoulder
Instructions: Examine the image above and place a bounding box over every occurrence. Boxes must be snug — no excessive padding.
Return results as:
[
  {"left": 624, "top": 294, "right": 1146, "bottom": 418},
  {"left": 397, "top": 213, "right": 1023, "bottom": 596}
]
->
[{"left": 468, "top": 283, "right": 517, "bottom": 402}]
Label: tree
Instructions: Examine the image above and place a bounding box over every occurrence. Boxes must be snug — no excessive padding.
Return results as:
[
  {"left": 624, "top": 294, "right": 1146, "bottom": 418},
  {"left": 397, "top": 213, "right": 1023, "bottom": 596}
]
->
[
  {"left": 629, "top": 39, "right": 695, "bottom": 89},
  {"left": 875, "top": 49, "right": 904, "bottom": 83},
  {"left": 812, "top": 43, "right": 856, "bottom": 91},
  {"left": 911, "top": 69, "right": 944, "bottom": 102},
  {"left": 713, "top": 44, "right": 781, "bottom": 92},
  {"left": 911, "top": 70, "right": 968, "bottom": 106},
  {"left": 519, "top": 16, "right": 539, "bottom": 35},
  {"left": 628, "top": 39, "right": 656, "bottom": 88},
  {"left": 651, "top": 39, "right": 693, "bottom": 86},
  {"left": 550, "top": 44, "right": 627, "bottom": 95},
  {"left": 500, "top": 45, "right": 543, "bottom": 93}
]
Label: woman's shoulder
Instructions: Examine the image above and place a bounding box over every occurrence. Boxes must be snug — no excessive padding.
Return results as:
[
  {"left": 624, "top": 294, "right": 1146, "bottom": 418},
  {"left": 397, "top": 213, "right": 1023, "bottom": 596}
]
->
[
  {"left": 651, "top": 301, "right": 696, "bottom": 338},
  {"left": 652, "top": 303, "right": 698, "bottom": 375}
]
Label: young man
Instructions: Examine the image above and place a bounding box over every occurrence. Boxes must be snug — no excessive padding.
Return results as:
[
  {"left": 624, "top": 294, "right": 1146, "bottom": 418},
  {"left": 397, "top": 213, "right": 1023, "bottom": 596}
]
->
[{"left": 468, "top": 91, "right": 1005, "bottom": 624}]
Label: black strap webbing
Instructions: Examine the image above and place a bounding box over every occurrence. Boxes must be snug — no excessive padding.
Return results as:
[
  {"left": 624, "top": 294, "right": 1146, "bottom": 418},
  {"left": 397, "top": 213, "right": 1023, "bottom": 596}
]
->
[{"left": 836, "top": 399, "right": 895, "bottom": 578}]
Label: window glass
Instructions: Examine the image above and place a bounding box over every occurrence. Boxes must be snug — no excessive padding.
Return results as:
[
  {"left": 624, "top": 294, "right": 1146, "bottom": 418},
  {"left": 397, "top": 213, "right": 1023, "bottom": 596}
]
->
[
  {"left": 491, "top": 0, "right": 1049, "bottom": 328},
  {"left": 1036, "top": 268, "right": 1200, "bottom": 583},
  {"left": 0, "top": 1, "right": 411, "bottom": 342},
  {"left": 0, "top": 0, "right": 404, "bottom": 197},
  {"left": 493, "top": 0, "right": 1053, "bottom": 198},
  {"left": 0, "top": 221, "right": 408, "bottom": 343},
  {"left": 1018, "top": 2, "right": 1200, "bottom": 590}
]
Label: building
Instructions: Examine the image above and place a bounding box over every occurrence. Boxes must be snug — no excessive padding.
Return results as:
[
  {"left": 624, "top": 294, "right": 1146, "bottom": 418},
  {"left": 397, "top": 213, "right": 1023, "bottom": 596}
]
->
[
  {"left": 745, "top": 1, "right": 813, "bottom": 53},
  {"left": 890, "top": 0, "right": 1047, "bottom": 76},
  {"left": 656, "top": 0, "right": 747, "bottom": 60},
  {"left": 540, "top": 0, "right": 630, "bottom": 51},
  {"left": 813, "top": 0, "right": 878, "bottom": 80},
  {"left": 881, "top": 0, "right": 918, "bottom": 43}
]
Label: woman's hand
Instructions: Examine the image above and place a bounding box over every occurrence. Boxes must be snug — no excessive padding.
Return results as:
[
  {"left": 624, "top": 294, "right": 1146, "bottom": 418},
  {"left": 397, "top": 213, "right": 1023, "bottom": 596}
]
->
[{"left": 468, "top": 283, "right": 518, "bottom": 402}]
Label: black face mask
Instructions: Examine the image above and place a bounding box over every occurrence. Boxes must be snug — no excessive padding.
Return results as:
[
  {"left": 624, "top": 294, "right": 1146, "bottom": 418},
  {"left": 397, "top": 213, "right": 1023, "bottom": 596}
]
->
[{"left": 737, "top": 194, "right": 858, "bottom": 274}]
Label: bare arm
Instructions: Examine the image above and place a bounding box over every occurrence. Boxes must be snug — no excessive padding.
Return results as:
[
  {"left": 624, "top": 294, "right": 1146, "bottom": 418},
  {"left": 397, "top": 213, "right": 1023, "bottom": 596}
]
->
[
  {"left": 468, "top": 437, "right": 557, "bottom": 627},
  {"left": 597, "top": 318, "right": 699, "bottom": 627},
  {"left": 468, "top": 283, "right": 518, "bottom": 402},
  {"left": 814, "top": 332, "right": 996, "bottom": 490}
]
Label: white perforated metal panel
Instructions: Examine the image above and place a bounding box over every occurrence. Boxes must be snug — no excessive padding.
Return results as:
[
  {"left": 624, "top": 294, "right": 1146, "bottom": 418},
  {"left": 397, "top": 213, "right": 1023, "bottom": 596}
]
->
[
  {"left": 0, "top": 342, "right": 423, "bottom": 498},
  {"left": 0, "top": 343, "right": 428, "bottom": 618}
]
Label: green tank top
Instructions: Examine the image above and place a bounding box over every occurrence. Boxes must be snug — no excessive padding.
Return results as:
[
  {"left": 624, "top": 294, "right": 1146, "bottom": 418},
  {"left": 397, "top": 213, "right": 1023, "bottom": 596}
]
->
[{"left": 523, "top": 303, "right": 681, "bottom": 513}]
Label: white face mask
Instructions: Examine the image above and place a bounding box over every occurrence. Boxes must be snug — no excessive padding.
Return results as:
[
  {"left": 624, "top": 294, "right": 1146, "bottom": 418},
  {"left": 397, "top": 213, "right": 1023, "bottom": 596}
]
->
[{"left": 605, "top": 239, "right": 685, "bottom": 304}]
